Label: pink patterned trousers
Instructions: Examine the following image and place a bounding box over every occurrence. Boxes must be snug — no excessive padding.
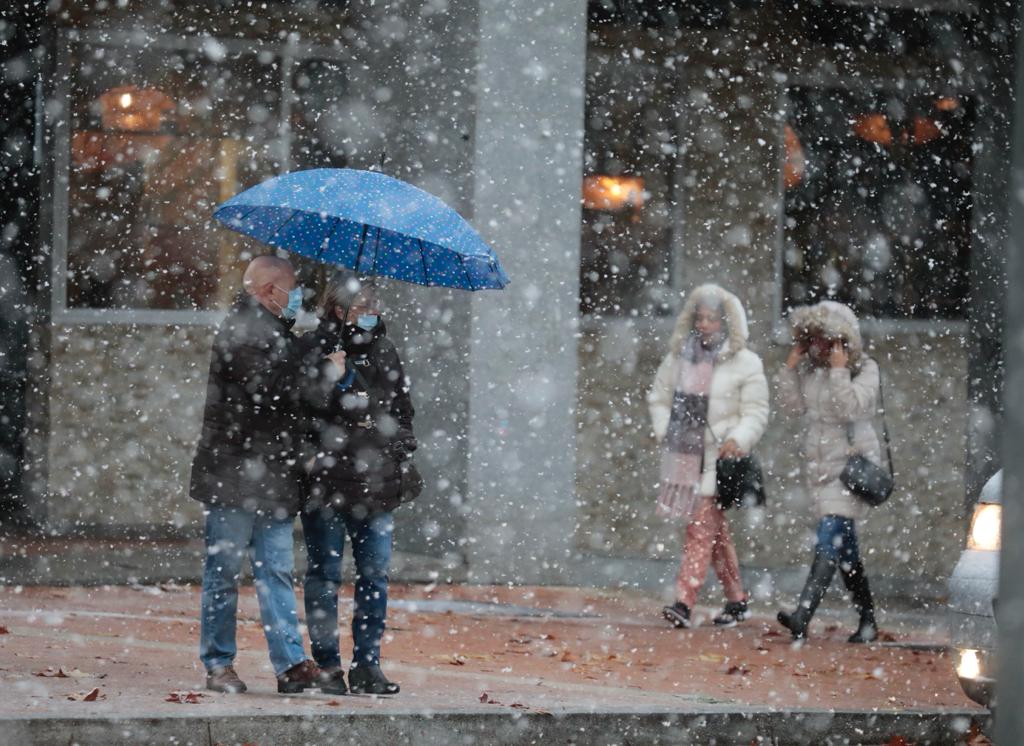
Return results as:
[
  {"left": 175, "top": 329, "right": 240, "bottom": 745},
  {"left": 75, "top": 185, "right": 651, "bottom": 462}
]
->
[{"left": 675, "top": 495, "right": 746, "bottom": 608}]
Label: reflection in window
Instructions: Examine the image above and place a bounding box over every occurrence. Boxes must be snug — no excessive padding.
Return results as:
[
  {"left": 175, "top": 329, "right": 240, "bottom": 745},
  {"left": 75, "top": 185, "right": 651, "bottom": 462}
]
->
[
  {"left": 783, "top": 87, "right": 974, "bottom": 320},
  {"left": 580, "top": 55, "right": 676, "bottom": 317},
  {"left": 67, "top": 44, "right": 281, "bottom": 311}
]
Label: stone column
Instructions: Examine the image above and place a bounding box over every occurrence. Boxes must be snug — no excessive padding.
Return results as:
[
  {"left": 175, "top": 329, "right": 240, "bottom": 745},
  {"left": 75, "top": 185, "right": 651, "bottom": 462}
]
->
[{"left": 464, "top": 0, "right": 587, "bottom": 583}]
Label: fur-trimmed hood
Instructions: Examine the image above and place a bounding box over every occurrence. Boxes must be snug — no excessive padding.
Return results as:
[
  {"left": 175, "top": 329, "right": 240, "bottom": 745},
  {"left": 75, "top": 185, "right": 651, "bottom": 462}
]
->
[
  {"left": 789, "top": 300, "right": 865, "bottom": 368},
  {"left": 667, "top": 284, "right": 749, "bottom": 361}
]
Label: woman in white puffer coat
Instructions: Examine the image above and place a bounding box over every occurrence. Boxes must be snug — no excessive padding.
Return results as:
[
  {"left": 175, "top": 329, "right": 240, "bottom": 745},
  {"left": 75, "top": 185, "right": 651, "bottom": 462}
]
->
[
  {"left": 775, "top": 300, "right": 882, "bottom": 643},
  {"left": 648, "top": 284, "right": 769, "bottom": 629}
]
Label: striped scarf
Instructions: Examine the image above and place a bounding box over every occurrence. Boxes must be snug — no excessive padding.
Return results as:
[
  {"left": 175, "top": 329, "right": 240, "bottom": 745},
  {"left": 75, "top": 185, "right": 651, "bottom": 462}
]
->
[{"left": 656, "top": 334, "right": 719, "bottom": 521}]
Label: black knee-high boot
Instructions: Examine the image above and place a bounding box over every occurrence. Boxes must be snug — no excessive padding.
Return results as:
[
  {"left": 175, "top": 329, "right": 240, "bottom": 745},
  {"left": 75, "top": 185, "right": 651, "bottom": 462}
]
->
[
  {"left": 777, "top": 552, "right": 836, "bottom": 639},
  {"left": 840, "top": 560, "right": 877, "bottom": 643}
]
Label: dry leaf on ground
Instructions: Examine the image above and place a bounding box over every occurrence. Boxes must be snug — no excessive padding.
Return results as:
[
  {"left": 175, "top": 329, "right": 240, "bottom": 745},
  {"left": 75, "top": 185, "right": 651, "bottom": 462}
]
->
[
  {"left": 34, "top": 667, "right": 68, "bottom": 678},
  {"left": 68, "top": 687, "right": 104, "bottom": 702},
  {"left": 432, "top": 653, "right": 466, "bottom": 666},
  {"left": 166, "top": 691, "right": 203, "bottom": 704}
]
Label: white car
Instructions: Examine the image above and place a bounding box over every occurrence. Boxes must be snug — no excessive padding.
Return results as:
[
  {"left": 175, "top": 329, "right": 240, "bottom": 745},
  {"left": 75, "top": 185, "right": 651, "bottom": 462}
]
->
[{"left": 948, "top": 470, "right": 1001, "bottom": 707}]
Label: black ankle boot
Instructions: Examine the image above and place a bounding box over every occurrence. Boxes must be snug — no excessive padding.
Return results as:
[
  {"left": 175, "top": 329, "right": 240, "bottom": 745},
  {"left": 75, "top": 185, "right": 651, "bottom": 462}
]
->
[
  {"left": 841, "top": 560, "right": 878, "bottom": 643},
  {"left": 777, "top": 552, "right": 836, "bottom": 640},
  {"left": 348, "top": 664, "right": 400, "bottom": 695}
]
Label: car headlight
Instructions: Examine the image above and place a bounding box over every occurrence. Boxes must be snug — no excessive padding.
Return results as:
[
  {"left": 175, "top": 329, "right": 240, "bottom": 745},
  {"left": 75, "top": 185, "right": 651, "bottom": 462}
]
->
[
  {"left": 968, "top": 503, "right": 1001, "bottom": 551},
  {"left": 957, "top": 649, "right": 982, "bottom": 680}
]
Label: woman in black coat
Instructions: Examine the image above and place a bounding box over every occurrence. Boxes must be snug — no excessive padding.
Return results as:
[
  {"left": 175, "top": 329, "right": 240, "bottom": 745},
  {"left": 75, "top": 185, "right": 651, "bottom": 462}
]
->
[{"left": 299, "top": 272, "right": 417, "bottom": 695}]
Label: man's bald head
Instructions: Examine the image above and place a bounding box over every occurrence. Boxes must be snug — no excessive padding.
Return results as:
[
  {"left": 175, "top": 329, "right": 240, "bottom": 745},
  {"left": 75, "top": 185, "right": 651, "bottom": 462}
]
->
[
  {"left": 243, "top": 255, "right": 295, "bottom": 293},
  {"left": 243, "top": 255, "right": 297, "bottom": 317}
]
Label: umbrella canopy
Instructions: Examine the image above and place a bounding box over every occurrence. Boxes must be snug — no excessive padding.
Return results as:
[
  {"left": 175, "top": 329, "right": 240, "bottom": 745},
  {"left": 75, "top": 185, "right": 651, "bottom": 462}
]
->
[{"left": 213, "top": 168, "right": 509, "bottom": 290}]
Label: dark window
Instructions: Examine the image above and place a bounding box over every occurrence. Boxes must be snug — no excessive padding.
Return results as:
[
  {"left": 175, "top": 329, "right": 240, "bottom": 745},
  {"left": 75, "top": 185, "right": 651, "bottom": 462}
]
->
[
  {"left": 782, "top": 86, "right": 974, "bottom": 320},
  {"left": 580, "top": 55, "right": 677, "bottom": 317}
]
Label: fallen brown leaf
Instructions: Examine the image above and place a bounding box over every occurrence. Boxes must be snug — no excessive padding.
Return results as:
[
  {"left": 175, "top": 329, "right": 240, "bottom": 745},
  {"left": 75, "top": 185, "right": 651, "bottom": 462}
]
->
[
  {"left": 34, "top": 667, "right": 67, "bottom": 678},
  {"left": 726, "top": 665, "right": 751, "bottom": 676},
  {"left": 478, "top": 692, "right": 498, "bottom": 704},
  {"left": 0, "top": 626, "right": 9, "bottom": 634},
  {"left": 883, "top": 737, "right": 912, "bottom": 746},
  {"left": 165, "top": 691, "right": 203, "bottom": 704},
  {"left": 559, "top": 650, "right": 576, "bottom": 663},
  {"left": 432, "top": 653, "right": 467, "bottom": 666},
  {"left": 324, "top": 700, "right": 342, "bottom": 707},
  {"left": 68, "top": 687, "right": 104, "bottom": 702}
]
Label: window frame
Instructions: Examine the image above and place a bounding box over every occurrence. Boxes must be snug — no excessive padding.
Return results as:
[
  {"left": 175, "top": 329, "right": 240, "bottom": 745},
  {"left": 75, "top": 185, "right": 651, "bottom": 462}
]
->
[
  {"left": 51, "top": 28, "right": 351, "bottom": 326},
  {"left": 770, "top": 68, "right": 977, "bottom": 339}
]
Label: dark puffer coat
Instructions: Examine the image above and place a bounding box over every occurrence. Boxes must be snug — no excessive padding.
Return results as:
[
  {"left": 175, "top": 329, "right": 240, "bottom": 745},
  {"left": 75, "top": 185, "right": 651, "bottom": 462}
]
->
[
  {"left": 300, "top": 316, "right": 416, "bottom": 517},
  {"left": 189, "top": 294, "right": 330, "bottom": 517}
]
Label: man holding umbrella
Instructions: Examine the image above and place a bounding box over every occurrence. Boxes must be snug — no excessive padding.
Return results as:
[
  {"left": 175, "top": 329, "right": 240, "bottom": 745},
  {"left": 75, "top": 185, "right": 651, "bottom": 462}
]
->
[{"left": 190, "top": 255, "right": 344, "bottom": 694}]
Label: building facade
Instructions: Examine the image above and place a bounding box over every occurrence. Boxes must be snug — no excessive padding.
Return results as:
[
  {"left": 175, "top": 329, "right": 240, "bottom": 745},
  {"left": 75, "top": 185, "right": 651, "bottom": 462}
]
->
[{"left": 1, "top": 0, "right": 1015, "bottom": 597}]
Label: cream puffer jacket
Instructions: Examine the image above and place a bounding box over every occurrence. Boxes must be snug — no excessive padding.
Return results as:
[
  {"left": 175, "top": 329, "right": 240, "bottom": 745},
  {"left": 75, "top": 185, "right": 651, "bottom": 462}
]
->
[
  {"left": 776, "top": 301, "right": 882, "bottom": 520},
  {"left": 647, "top": 284, "right": 770, "bottom": 498}
]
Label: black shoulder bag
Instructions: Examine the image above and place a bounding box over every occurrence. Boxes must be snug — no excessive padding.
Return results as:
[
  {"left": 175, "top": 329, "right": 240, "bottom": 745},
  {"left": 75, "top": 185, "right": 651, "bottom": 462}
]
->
[
  {"left": 716, "top": 454, "right": 767, "bottom": 510},
  {"left": 712, "top": 418, "right": 767, "bottom": 510},
  {"left": 839, "top": 370, "right": 894, "bottom": 507}
]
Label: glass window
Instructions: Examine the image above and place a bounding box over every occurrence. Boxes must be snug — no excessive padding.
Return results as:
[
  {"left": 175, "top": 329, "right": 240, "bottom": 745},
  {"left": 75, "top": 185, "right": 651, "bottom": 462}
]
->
[
  {"left": 290, "top": 58, "right": 349, "bottom": 170},
  {"left": 66, "top": 42, "right": 282, "bottom": 311},
  {"left": 782, "top": 86, "right": 974, "bottom": 320},
  {"left": 580, "top": 54, "right": 677, "bottom": 317}
]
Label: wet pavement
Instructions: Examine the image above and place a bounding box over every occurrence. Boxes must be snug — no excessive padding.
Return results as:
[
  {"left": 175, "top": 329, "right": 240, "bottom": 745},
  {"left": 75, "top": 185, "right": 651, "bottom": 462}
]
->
[{"left": 0, "top": 582, "right": 991, "bottom": 745}]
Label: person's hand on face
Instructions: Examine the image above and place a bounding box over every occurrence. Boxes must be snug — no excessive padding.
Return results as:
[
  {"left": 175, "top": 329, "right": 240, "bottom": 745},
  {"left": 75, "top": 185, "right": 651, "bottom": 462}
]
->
[
  {"left": 829, "top": 340, "right": 849, "bottom": 369},
  {"left": 719, "top": 439, "right": 744, "bottom": 459}
]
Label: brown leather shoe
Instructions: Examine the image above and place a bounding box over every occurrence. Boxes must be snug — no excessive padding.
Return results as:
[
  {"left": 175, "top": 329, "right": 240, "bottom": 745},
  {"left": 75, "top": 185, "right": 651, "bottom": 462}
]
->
[
  {"left": 206, "top": 665, "right": 247, "bottom": 693},
  {"left": 277, "top": 659, "right": 321, "bottom": 694}
]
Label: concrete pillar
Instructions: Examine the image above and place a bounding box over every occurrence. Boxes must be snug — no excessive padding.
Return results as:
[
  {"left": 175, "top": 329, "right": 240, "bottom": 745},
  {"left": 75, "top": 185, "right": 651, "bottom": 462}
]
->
[
  {"left": 465, "top": 0, "right": 587, "bottom": 583},
  {"left": 997, "top": 2, "right": 1024, "bottom": 741}
]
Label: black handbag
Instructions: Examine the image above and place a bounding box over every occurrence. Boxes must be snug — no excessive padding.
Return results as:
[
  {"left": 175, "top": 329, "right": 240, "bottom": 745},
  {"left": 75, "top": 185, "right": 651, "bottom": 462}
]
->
[
  {"left": 716, "top": 455, "right": 767, "bottom": 510},
  {"left": 839, "top": 371, "right": 894, "bottom": 507}
]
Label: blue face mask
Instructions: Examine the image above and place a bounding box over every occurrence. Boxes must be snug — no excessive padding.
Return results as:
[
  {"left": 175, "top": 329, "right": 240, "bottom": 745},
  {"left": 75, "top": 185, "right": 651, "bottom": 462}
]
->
[
  {"left": 356, "top": 314, "right": 379, "bottom": 331},
  {"left": 274, "top": 285, "right": 303, "bottom": 320}
]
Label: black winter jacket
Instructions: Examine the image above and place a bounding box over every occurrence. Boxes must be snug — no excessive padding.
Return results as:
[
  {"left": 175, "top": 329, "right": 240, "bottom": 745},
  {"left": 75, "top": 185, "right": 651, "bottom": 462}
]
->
[
  {"left": 300, "top": 316, "right": 416, "bottom": 517},
  {"left": 189, "top": 295, "right": 330, "bottom": 516}
]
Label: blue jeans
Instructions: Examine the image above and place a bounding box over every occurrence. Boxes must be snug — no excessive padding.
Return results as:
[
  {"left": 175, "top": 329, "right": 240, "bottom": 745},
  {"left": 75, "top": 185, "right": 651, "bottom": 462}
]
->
[
  {"left": 199, "top": 506, "right": 306, "bottom": 676},
  {"left": 301, "top": 507, "right": 393, "bottom": 669},
  {"left": 814, "top": 515, "right": 862, "bottom": 570}
]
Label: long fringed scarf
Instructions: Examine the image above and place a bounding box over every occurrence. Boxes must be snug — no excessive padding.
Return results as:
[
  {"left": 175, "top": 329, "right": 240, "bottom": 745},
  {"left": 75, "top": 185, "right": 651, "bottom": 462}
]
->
[{"left": 656, "top": 335, "right": 719, "bottom": 521}]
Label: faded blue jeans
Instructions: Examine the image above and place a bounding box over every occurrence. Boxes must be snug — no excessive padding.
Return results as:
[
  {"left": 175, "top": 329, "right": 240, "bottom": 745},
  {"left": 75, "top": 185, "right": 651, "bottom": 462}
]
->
[
  {"left": 814, "top": 514, "right": 862, "bottom": 571},
  {"left": 301, "top": 507, "right": 394, "bottom": 670},
  {"left": 199, "top": 506, "right": 307, "bottom": 676}
]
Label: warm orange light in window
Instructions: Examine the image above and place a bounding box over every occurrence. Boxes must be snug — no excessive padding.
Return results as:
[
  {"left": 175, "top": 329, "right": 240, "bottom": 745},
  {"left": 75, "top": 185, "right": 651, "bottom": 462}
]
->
[
  {"left": 853, "top": 113, "right": 943, "bottom": 147},
  {"left": 784, "top": 124, "right": 805, "bottom": 189},
  {"left": 582, "top": 175, "right": 645, "bottom": 211},
  {"left": 99, "top": 86, "right": 174, "bottom": 132}
]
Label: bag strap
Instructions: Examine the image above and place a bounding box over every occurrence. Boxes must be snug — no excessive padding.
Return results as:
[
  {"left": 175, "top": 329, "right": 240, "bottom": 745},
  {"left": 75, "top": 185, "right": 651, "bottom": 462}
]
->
[
  {"left": 846, "top": 364, "right": 894, "bottom": 477},
  {"left": 878, "top": 368, "right": 894, "bottom": 476}
]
